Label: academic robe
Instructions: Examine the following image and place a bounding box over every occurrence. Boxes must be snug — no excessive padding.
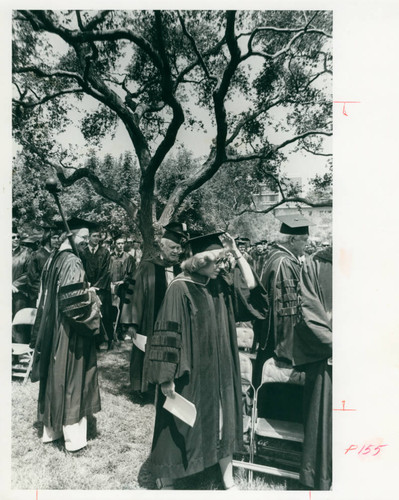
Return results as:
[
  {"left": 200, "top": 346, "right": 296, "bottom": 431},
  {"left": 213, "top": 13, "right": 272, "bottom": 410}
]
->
[
  {"left": 253, "top": 244, "right": 302, "bottom": 387},
  {"left": 110, "top": 251, "right": 136, "bottom": 284},
  {"left": 120, "top": 258, "right": 176, "bottom": 392},
  {"left": 12, "top": 246, "right": 32, "bottom": 315},
  {"left": 81, "top": 245, "right": 112, "bottom": 341},
  {"left": 251, "top": 251, "right": 267, "bottom": 278},
  {"left": 294, "top": 247, "right": 332, "bottom": 490},
  {"left": 145, "top": 270, "right": 268, "bottom": 480},
  {"left": 25, "top": 246, "right": 52, "bottom": 303},
  {"left": 31, "top": 250, "right": 101, "bottom": 432}
]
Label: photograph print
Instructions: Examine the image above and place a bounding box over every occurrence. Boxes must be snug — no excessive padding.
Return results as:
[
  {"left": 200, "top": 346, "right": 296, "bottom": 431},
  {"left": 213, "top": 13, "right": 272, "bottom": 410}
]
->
[{"left": 11, "top": 9, "right": 332, "bottom": 491}]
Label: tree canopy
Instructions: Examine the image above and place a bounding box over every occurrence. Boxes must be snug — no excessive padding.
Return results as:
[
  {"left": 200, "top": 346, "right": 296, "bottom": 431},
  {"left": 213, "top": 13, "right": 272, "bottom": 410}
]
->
[{"left": 13, "top": 10, "right": 332, "bottom": 253}]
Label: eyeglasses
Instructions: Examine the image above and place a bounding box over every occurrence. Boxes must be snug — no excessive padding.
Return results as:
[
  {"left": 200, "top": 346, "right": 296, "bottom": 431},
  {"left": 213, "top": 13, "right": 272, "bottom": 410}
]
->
[{"left": 12, "top": 235, "right": 20, "bottom": 240}]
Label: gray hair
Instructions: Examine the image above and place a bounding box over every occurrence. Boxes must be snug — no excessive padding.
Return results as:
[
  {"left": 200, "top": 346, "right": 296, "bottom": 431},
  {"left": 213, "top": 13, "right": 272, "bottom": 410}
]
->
[{"left": 181, "top": 249, "right": 226, "bottom": 274}]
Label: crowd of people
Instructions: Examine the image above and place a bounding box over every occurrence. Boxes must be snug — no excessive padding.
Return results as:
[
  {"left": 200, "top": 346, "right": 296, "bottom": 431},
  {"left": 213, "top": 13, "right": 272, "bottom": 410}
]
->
[{"left": 11, "top": 213, "right": 332, "bottom": 491}]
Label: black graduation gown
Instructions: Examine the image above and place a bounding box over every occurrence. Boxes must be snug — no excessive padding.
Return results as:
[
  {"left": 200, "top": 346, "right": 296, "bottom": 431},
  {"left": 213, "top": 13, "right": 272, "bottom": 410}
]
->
[
  {"left": 294, "top": 248, "right": 332, "bottom": 490},
  {"left": 253, "top": 245, "right": 302, "bottom": 387},
  {"left": 145, "top": 271, "right": 268, "bottom": 480}
]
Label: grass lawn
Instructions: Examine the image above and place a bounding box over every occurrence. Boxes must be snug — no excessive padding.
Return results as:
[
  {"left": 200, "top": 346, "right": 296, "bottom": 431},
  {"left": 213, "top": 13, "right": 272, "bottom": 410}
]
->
[{"left": 12, "top": 341, "right": 300, "bottom": 490}]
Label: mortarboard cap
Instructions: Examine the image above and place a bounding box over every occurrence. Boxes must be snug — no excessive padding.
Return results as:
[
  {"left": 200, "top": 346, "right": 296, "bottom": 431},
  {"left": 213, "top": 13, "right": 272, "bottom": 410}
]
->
[
  {"left": 21, "top": 234, "right": 42, "bottom": 247},
  {"left": 55, "top": 217, "right": 99, "bottom": 232},
  {"left": 188, "top": 232, "right": 225, "bottom": 255},
  {"left": 235, "top": 237, "right": 250, "bottom": 245},
  {"left": 41, "top": 220, "right": 57, "bottom": 231},
  {"left": 163, "top": 222, "right": 188, "bottom": 245},
  {"left": 277, "top": 214, "right": 314, "bottom": 235}
]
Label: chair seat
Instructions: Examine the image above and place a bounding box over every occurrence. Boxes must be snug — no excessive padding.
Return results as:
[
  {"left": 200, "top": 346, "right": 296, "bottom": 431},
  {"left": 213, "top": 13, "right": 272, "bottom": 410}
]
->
[
  {"left": 12, "top": 308, "right": 37, "bottom": 326},
  {"left": 12, "top": 343, "right": 33, "bottom": 356},
  {"left": 255, "top": 418, "right": 304, "bottom": 442},
  {"left": 12, "top": 344, "right": 34, "bottom": 384}
]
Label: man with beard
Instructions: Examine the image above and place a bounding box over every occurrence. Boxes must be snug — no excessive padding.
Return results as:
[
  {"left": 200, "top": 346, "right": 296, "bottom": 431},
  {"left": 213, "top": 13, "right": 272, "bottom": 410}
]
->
[
  {"left": 30, "top": 218, "right": 101, "bottom": 453},
  {"left": 120, "top": 222, "right": 188, "bottom": 400}
]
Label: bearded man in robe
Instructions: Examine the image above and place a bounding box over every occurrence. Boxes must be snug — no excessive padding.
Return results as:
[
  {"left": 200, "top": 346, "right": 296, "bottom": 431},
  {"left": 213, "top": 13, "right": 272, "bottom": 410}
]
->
[{"left": 30, "top": 218, "right": 101, "bottom": 453}]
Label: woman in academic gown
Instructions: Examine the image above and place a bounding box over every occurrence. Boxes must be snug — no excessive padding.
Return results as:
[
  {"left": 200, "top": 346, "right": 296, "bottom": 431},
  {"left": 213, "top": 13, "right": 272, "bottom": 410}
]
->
[{"left": 145, "top": 232, "right": 268, "bottom": 489}]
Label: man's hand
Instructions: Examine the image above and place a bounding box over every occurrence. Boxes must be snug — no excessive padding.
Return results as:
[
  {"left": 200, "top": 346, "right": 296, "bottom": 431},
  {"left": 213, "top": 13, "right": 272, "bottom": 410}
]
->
[
  {"left": 161, "top": 380, "right": 176, "bottom": 398},
  {"left": 126, "top": 326, "right": 137, "bottom": 340},
  {"left": 12, "top": 285, "right": 19, "bottom": 294}
]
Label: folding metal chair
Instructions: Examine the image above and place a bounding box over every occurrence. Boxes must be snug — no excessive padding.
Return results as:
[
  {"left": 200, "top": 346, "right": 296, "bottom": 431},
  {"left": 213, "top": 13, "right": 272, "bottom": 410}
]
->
[
  {"left": 12, "top": 308, "right": 37, "bottom": 384},
  {"left": 236, "top": 351, "right": 256, "bottom": 483},
  {"left": 233, "top": 357, "right": 305, "bottom": 484}
]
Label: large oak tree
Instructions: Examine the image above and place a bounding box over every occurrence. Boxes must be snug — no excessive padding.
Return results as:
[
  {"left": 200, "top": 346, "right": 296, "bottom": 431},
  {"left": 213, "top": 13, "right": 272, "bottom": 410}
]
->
[{"left": 13, "top": 10, "right": 332, "bottom": 254}]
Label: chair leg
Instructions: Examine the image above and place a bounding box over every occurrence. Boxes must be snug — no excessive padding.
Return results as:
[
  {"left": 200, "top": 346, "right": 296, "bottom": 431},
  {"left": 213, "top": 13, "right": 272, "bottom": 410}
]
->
[
  {"left": 23, "top": 351, "right": 34, "bottom": 384},
  {"left": 247, "top": 387, "right": 258, "bottom": 487}
]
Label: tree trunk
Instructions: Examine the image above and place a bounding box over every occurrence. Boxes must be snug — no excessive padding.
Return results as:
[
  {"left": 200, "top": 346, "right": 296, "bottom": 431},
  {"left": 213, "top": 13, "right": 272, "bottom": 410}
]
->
[{"left": 138, "top": 181, "right": 159, "bottom": 260}]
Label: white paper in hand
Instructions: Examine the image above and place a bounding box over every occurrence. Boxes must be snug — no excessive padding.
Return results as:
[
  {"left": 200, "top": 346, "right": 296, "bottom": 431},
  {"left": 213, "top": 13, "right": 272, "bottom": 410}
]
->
[
  {"left": 163, "top": 393, "right": 197, "bottom": 427},
  {"left": 133, "top": 333, "right": 147, "bottom": 352}
]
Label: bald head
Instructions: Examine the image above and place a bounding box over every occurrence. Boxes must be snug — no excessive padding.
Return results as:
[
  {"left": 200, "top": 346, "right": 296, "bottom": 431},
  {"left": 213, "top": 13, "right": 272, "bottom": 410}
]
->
[{"left": 160, "top": 237, "right": 182, "bottom": 264}]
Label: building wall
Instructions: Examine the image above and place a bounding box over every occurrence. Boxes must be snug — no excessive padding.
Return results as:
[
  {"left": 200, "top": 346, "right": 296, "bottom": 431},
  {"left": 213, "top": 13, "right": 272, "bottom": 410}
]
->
[{"left": 274, "top": 205, "right": 332, "bottom": 242}]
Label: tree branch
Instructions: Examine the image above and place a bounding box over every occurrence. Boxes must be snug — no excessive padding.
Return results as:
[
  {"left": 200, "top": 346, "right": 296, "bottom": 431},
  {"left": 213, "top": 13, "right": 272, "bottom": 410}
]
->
[
  {"left": 13, "top": 88, "right": 84, "bottom": 108},
  {"left": 85, "top": 10, "right": 112, "bottom": 31},
  {"left": 42, "top": 155, "right": 139, "bottom": 219},
  {"left": 212, "top": 11, "right": 241, "bottom": 163},
  {"left": 143, "top": 11, "right": 185, "bottom": 186},
  {"left": 21, "top": 10, "right": 163, "bottom": 70},
  {"left": 226, "top": 130, "right": 332, "bottom": 163},
  {"left": 243, "top": 19, "right": 331, "bottom": 63},
  {"left": 175, "top": 36, "right": 226, "bottom": 88},
  {"left": 235, "top": 196, "right": 332, "bottom": 216},
  {"left": 247, "top": 25, "right": 332, "bottom": 52},
  {"left": 14, "top": 66, "right": 86, "bottom": 86},
  {"left": 177, "top": 11, "right": 217, "bottom": 83},
  {"left": 301, "top": 144, "right": 332, "bottom": 156},
  {"left": 226, "top": 98, "right": 284, "bottom": 146}
]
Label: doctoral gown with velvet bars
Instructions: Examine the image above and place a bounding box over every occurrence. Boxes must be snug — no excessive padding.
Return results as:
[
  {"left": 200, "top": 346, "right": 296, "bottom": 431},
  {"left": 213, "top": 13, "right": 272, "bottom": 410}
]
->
[
  {"left": 120, "top": 258, "right": 180, "bottom": 392},
  {"left": 31, "top": 250, "right": 101, "bottom": 432},
  {"left": 253, "top": 244, "right": 302, "bottom": 387},
  {"left": 294, "top": 247, "right": 332, "bottom": 490},
  {"left": 145, "top": 270, "right": 268, "bottom": 480}
]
